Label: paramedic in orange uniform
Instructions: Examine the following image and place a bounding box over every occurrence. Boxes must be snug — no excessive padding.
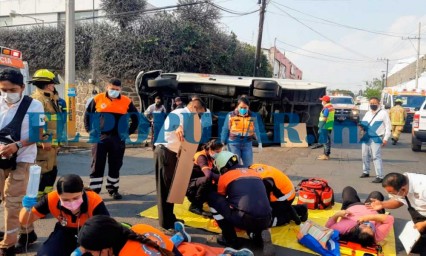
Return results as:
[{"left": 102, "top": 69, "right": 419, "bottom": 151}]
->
[
  {"left": 187, "top": 139, "right": 223, "bottom": 216},
  {"left": 250, "top": 163, "right": 308, "bottom": 227},
  {"left": 208, "top": 152, "right": 274, "bottom": 256},
  {"left": 19, "top": 174, "right": 109, "bottom": 256},
  {"left": 84, "top": 78, "right": 139, "bottom": 199}
]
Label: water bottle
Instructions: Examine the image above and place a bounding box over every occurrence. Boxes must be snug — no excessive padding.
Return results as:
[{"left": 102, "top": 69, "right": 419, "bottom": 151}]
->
[{"left": 26, "top": 165, "right": 41, "bottom": 198}]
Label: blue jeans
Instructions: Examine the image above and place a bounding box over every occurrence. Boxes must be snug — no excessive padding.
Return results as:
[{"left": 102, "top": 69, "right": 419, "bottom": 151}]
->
[
  {"left": 362, "top": 138, "right": 384, "bottom": 179},
  {"left": 319, "top": 129, "right": 332, "bottom": 156},
  {"left": 227, "top": 140, "right": 253, "bottom": 167}
]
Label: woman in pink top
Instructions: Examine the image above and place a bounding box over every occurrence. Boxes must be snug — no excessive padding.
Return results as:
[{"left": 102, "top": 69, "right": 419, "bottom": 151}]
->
[{"left": 325, "top": 186, "right": 394, "bottom": 247}]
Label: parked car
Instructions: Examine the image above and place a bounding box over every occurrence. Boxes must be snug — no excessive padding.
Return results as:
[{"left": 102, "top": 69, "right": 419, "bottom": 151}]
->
[{"left": 411, "top": 99, "right": 426, "bottom": 151}]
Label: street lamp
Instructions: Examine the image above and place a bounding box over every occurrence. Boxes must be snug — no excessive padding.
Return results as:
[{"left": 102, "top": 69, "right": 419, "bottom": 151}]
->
[{"left": 9, "top": 10, "right": 45, "bottom": 26}]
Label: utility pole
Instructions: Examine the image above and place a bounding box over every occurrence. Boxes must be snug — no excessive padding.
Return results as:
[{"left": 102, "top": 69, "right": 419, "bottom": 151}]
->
[
  {"left": 378, "top": 58, "right": 389, "bottom": 88},
  {"left": 415, "top": 22, "right": 421, "bottom": 89},
  {"left": 253, "top": 0, "right": 267, "bottom": 77},
  {"left": 65, "top": 0, "right": 76, "bottom": 138}
]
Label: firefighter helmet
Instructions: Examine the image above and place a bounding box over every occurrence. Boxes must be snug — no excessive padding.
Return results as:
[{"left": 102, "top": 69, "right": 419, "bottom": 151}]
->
[
  {"left": 214, "top": 151, "right": 239, "bottom": 174},
  {"left": 395, "top": 98, "right": 403, "bottom": 104},
  {"left": 30, "top": 69, "right": 59, "bottom": 84}
]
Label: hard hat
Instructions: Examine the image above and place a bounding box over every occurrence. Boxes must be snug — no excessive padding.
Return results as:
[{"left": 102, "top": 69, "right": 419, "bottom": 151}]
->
[
  {"left": 214, "top": 151, "right": 239, "bottom": 173},
  {"left": 30, "top": 69, "right": 59, "bottom": 84},
  {"left": 395, "top": 98, "right": 403, "bottom": 103},
  {"left": 319, "top": 95, "right": 330, "bottom": 102}
]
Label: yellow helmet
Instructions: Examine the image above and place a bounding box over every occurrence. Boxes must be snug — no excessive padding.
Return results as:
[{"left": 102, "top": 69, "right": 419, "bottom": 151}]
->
[
  {"left": 30, "top": 69, "right": 59, "bottom": 84},
  {"left": 395, "top": 98, "right": 403, "bottom": 104}
]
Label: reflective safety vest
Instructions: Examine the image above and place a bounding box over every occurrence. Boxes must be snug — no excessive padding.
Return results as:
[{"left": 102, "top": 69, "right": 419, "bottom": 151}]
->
[
  {"left": 319, "top": 103, "right": 335, "bottom": 130},
  {"left": 119, "top": 224, "right": 174, "bottom": 256},
  {"left": 228, "top": 110, "right": 256, "bottom": 139},
  {"left": 250, "top": 163, "right": 295, "bottom": 202},
  {"left": 193, "top": 150, "right": 214, "bottom": 169},
  {"left": 93, "top": 92, "right": 131, "bottom": 114},
  {"left": 31, "top": 88, "right": 62, "bottom": 146},
  {"left": 389, "top": 105, "right": 406, "bottom": 125}
]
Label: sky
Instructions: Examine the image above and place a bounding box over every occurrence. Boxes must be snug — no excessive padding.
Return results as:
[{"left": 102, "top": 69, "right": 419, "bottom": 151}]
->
[{"left": 150, "top": 0, "right": 426, "bottom": 92}]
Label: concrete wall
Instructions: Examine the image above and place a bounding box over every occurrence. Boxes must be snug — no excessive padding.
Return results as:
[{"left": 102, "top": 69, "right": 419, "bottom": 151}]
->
[{"left": 387, "top": 56, "right": 426, "bottom": 87}]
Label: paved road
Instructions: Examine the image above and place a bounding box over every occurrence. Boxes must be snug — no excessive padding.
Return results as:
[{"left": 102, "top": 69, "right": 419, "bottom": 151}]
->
[{"left": 7, "top": 128, "right": 425, "bottom": 255}]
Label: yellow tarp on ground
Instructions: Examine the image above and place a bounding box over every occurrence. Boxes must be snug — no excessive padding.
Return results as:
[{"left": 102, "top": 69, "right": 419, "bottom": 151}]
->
[{"left": 140, "top": 199, "right": 396, "bottom": 255}]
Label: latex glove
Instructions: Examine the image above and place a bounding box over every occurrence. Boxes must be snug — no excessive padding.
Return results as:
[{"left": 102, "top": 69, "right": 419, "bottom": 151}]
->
[
  {"left": 258, "top": 143, "right": 263, "bottom": 152},
  {"left": 70, "top": 247, "right": 83, "bottom": 256},
  {"left": 22, "top": 195, "right": 38, "bottom": 210}
]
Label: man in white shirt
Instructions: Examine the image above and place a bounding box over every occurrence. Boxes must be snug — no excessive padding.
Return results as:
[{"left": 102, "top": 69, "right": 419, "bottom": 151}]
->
[
  {"left": 0, "top": 69, "right": 44, "bottom": 254},
  {"left": 144, "top": 96, "right": 167, "bottom": 149},
  {"left": 359, "top": 97, "right": 391, "bottom": 183},
  {"left": 369, "top": 172, "right": 426, "bottom": 254},
  {"left": 154, "top": 99, "right": 205, "bottom": 230}
]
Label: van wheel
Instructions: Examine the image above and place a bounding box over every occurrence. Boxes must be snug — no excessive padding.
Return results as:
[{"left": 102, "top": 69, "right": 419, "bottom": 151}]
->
[
  {"left": 147, "top": 78, "right": 178, "bottom": 89},
  {"left": 253, "top": 81, "right": 278, "bottom": 90},
  {"left": 253, "top": 89, "right": 276, "bottom": 98},
  {"left": 411, "top": 136, "right": 422, "bottom": 152}
]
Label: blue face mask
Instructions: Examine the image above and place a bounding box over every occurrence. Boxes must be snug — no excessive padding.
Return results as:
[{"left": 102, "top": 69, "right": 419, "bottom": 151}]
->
[
  {"left": 107, "top": 89, "right": 120, "bottom": 99},
  {"left": 361, "top": 221, "right": 376, "bottom": 233},
  {"left": 239, "top": 108, "right": 248, "bottom": 115}
]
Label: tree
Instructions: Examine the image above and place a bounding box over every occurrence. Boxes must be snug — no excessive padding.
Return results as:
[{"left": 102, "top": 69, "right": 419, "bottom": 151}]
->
[
  {"left": 100, "top": 0, "right": 146, "bottom": 29},
  {"left": 363, "top": 78, "right": 382, "bottom": 99},
  {"left": 176, "top": 0, "right": 220, "bottom": 29}
]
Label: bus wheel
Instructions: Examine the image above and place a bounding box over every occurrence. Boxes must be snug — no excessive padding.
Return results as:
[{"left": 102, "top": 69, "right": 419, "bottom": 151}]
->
[
  {"left": 253, "top": 89, "right": 276, "bottom": 98},
  {"left": 253, "top": 80, "right": 278, "bottom": 91}
]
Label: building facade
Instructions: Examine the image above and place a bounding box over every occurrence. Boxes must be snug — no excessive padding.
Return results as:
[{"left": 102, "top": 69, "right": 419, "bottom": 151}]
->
[
  {"left": 263, "top": 47, "right": 302, "bottom": 80},
  {"left": 387, "top": 55, "right": 426, "bottom": 87}
]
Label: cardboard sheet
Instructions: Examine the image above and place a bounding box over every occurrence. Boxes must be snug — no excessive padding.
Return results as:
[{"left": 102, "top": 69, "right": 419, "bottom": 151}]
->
[{"left": 141, "top": 198, "right": 396, "bottom": 255}]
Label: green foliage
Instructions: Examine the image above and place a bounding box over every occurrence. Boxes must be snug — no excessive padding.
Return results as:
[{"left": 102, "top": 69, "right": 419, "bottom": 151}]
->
[
  {"left": 0, "top": 5, "right": 272, "bottom": 79},
  {"left": 363, "top": 78, "right": 382, "bottom": 99},
  {"left": 100, "top": 0, "right": 146, "bottom": 29}
]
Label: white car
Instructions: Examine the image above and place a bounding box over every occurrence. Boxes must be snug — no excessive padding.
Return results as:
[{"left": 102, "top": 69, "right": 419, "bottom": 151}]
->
[{"left": 411, "top": 100, "right": 426, "bottom": 151}]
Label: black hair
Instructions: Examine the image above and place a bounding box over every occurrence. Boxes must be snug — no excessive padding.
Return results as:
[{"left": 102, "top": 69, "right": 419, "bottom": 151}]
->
[
  {"left": 203, "top": 139, "right": 223, "bottom": 151},
  {"left": 238, "top": 95, "right": 250, "bottom": 106},
  {"left": 0, "top": 68, "right": 24, "bottom": 87},
  {"left": 189, "top": 98, "right": 206, "bottom": 110},
  {"left": 56, "top": 174, "right": 84, "bottom": 194},
  {"left": 32, "top": 80, "right": 51, "bottom": 90},
  {"left": 369, "top": 97, "right": 380, "bottom": 102},
  {"left": 340, "top": 225, "right": 375, "bottom": 248},
  {"left": 395, "top": 101, "right": 402, "bottom": 105},
  {"left": 109, "top": 78, "right": 121, "bottom": 87},
  {"left": 78, "top": 215, "right": 174, "bottom": 256},
  {"left": 382, "top": 173, "right": 407, "bottom": 190}
]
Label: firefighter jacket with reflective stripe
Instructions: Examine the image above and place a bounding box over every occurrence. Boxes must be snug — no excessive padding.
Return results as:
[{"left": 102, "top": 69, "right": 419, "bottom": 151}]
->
[
  {"left": 218, "top": 168, "right": 271, "bottom": 218},
  {"left": 250, "top": 163, "right": 295, "bottom": 202},
  {"left": 389, "top": 105, "right": 406, "bottom": 125},
  {"left": 119, "top": 224, "right": 174, "bottom": 256},
  {"left": 84, "top": 92, "right": 139, "bottom": 136},
  {"left": 32, "top": 190, "right": 106, "bottom": 229},
  {"left": 31, "top": 88, "right": 62, "bottom": 145},
  {"left": 318, "top": 103, "right": 335, "bottom": 130}
]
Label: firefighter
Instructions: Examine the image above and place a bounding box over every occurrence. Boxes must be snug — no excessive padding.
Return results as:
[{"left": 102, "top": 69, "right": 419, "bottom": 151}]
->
[
  {"left": 389, "top": 98, "right": 406, "bottom": 145},
  {"left": 187, "top": 139, "right": 223, "bottom": 216},
  {"left": 84, "top": 78, "right": 139, "bottom": 199},
  {"left": 250, "top": 163, "right": 308, "bottom": 227},
  {"left": 317, "top": 95, "right": 335, "bottom": 160},
  {"left": 28, "top": 69, "right": 63, "bottom": 198},
  {"left": 208, "top": 152, "right": 274, "bottom": 256}
]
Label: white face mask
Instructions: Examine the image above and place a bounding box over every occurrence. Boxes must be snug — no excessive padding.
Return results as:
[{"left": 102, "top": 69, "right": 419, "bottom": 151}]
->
[
  {"left": 2, "top": 92, "right": 21, "bottom": 104},
  {"left": 107, "top": 89, "right": 120, "bottom": 99}
]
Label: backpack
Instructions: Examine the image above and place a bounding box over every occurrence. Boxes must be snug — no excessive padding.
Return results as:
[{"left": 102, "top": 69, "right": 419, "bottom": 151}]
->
[
  {"left": 297, "top": 178, "right": 334, "bottom": 210},
  {"left": 0, "top": 96, "right": 33, "bottom": 170}
]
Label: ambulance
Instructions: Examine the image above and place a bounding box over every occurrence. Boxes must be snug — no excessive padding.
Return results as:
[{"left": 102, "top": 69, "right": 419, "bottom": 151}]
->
[
  {"left": 0, "top": 46, "right": 31, "bottom": 95},
  {"left": 381, "top": 85, "right": 426, "bottom": 132}
]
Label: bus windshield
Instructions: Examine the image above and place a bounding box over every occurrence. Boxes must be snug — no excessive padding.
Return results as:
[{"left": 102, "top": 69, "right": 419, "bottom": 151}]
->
[{"left": 394, "top": 95, "right": 426, "bottom": 108}]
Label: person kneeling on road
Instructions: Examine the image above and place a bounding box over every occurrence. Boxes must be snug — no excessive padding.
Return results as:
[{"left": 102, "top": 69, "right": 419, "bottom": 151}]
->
[
  {"left": 208, "top": 151, "right": 275, "bottom": 256},
  {"left": 326, "top": 186, "right": 394, "bottom": 247},
  {"left": 19, "top": 174, "right": 109, "bottom": 256},
  {"left": 250, "top": 163, "right": 308, "bottom": 227},
  {"left": 72, "top": 215, "right": 255, "bottom": 256},
  {"left": 187, "top": 139, "right": 224, "bottom": 217}
]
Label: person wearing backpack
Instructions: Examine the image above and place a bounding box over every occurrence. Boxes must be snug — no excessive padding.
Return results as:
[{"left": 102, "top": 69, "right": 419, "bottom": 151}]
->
[
  {"left": 0, "top": 69, "right": 45, "bottom": 255},
  {"left": 359, "top": 97, "right": 391, "bottom": 183}
]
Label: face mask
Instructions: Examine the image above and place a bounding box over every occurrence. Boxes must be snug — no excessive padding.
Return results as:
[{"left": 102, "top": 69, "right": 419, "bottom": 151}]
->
[
  {"left": 61, "top": 197, "right": 83, "bottom": 211},
  {"left": 361, "top": 221, "right": 376, "bottom": 233},
  {"left": 239, "top": 108, "right": 248, "bottom": 115},
  {"left": 370, "top": 104, "right": 378, "bottom": 111},
  {"left": 2, "top": 92, "right": 21, "bottom": 104},
  {"left": 107, "top": 89, "right": 120, "bottom": 99},
  {"left": 209, "top": 152, "right": 217, "bottom": 159},
  {"left": 391, "top": 189, "right": 405, "bottom": 200}
]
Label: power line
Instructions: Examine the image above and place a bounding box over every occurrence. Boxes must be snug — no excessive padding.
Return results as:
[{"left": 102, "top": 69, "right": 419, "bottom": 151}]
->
[
  {"left": 270, "top": 2, "right": 375, "bottom": 60},
  {"left": 271, "top": 1, "right": 412, "bottom": 38}
]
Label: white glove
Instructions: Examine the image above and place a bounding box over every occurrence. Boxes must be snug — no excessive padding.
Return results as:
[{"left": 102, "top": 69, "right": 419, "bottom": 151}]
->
[{"left": 258, "top": 143, "right": 263, "bottom": 152}]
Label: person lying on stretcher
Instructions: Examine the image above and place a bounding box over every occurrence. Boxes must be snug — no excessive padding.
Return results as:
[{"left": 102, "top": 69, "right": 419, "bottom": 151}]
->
[
  {"left": 71, "top": 215, "right": 255, "bottom": 256},
  {"left": 325, "top": 186, "right": 394, "bottom": 247}
]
